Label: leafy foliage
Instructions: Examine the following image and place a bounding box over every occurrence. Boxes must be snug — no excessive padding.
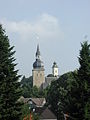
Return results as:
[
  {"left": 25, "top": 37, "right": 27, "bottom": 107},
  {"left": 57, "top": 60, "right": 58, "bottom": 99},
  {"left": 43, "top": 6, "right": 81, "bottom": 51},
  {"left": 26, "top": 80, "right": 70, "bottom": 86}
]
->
[
  {"left": 0, "top": 24, "right": 22, "bottom": 120},
  {"left": 47, "top": 41, "right": 90, "bottom": 120},
  {"left": 21, "top": 104, "right": 39, "bottom": 120},
  {"left": 77, "top": 41, "right": 90, "bottom": 119},
  {"left": 47, "top": 71, "right": 76, "bottom": 119},
  {"left": 21, "top": 76, "right": 33, "bottom": 98},
  {"left": 21, "top": 76, "right": 49, "bottom": 98}
]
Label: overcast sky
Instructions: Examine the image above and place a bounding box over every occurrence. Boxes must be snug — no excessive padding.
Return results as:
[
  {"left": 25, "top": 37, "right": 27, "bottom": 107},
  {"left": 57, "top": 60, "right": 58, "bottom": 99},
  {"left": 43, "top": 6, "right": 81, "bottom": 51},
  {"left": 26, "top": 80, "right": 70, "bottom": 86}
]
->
[{"left": 0, "top": 0, "right": 90, "bottom": 77}]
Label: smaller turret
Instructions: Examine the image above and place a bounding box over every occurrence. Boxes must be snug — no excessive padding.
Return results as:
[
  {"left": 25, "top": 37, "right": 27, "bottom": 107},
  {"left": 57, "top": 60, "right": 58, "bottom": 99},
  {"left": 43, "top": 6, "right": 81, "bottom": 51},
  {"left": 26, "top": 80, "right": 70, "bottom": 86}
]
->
[{"left": 52, "top": 62, "right": 58, "bottom": 77}]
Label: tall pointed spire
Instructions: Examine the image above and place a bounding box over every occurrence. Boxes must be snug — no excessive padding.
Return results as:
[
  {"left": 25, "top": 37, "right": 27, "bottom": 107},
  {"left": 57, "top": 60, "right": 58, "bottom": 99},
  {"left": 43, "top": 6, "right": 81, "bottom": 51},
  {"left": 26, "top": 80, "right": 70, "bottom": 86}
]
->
[
  {"left": 36, "top": 44, "right": 40, "bottom": 60},
  {"left": 32, "top": 44, "right": 45, "bottom": 89},
  {"left": 33, "top": 44, "right": 44, "bottom": 69}
]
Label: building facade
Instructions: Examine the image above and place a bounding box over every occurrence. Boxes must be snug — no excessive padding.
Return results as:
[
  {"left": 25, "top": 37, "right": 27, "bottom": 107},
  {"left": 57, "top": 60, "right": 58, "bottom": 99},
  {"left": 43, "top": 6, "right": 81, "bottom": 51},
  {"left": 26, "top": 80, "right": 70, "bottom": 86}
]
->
[
  {"left": 32, "top": 45, "right": 45, "bottom": 89},
  {"left": 52, "top": 62, "right": 59, "bottom": 77},
  {"left": 32, "top": 45, "right": 59, "bottom": 89}
]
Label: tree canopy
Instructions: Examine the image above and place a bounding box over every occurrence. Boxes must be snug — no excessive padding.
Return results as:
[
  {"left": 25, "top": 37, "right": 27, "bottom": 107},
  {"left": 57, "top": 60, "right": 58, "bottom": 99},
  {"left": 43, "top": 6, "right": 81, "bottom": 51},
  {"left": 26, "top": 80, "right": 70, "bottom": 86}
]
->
[
  {"left": 21, "top": 76, "right": 48, "bottom": 98},
  {"left": 0, "top": 24, "right": 22, "bottom": 120},
  {"left": 47, "top": 41, "right": 90, "bottom": 120}
]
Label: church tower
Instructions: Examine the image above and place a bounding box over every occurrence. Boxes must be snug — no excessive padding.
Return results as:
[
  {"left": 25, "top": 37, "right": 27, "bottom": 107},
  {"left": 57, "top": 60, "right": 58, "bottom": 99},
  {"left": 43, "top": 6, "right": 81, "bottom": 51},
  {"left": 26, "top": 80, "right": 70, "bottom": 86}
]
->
[
  {"left": 32, "top": 45, "right": 45, "bottom": 89},
  {"left": 52, "top": 62, "right": 58, "bottom": 77}
]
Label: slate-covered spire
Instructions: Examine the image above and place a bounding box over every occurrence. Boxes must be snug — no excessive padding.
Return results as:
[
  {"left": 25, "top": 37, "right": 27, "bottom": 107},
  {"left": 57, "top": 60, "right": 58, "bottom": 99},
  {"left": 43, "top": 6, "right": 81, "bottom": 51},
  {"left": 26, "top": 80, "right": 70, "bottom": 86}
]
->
[
  {"left": 52, "top": 62, "right": 58, "bottom": 68},
  {"left": 36, "top": 44, "right": 40, "bottom": 60},
  {"left": 33, "top": 44, "right": 44, "bottom": 69}
]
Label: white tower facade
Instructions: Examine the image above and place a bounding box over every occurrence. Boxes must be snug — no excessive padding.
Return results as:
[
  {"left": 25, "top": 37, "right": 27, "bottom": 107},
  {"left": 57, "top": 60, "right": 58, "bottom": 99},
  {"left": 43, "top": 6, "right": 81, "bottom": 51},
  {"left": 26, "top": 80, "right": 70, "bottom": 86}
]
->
[{"left": 52, "top": 62, "right": 58, "bottom": 77}]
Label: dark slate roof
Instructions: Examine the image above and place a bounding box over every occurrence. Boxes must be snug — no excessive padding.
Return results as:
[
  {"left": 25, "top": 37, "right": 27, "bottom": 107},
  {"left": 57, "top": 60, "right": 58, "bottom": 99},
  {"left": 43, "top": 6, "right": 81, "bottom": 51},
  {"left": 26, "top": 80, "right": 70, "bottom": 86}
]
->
[
  {"left": 40, "top": 108, "right": 57, "bottom": 119},
  {"left": 36, "top": 44, "right": 40, "bottom": 56},
  {"left": 33, "top": 45, "right": 44, "bottom": 69},
  {"left": 33, "top": 59, "right": 44, "bottom": 69},
  {"left": 52, "top": 62, "right": 58, "bottom": 68},
  {"left": 47, "top": 74, "right": 54, "bottom": 77}
]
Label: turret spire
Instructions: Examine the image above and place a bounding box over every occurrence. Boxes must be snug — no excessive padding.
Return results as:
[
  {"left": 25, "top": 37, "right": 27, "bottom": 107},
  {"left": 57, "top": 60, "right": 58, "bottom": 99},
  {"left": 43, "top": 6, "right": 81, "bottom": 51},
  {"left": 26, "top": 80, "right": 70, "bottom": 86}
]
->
[{"left": 52, "top": 62, "right": 58, "bottom": 77}]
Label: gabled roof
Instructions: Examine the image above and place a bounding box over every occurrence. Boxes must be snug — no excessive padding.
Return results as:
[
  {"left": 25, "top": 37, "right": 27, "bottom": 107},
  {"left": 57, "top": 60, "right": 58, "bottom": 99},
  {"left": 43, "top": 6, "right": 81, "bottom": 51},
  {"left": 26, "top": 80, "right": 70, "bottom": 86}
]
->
[
  {"left": 18, "top": 96, "right": 30, "bottom": 103},
  {"left": 31, "top": 98, "right": 46, "bottom": 107},
  {"left": 18, "top": 97, "right": 46, "bottom": 107},
  {"left": 40, "top": 108, "right": 57, "bottom": 119}
]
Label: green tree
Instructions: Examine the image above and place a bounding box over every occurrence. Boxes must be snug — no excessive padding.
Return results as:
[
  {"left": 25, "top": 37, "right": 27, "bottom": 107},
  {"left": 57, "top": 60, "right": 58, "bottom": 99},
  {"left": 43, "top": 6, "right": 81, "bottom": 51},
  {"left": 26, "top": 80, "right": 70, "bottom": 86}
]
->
[
  {"left": 60, "top": 41, "right": 90, "bottom": 120},
  {"left": 47, "top": 41, "right": 90, "bottom": 120},
  {"left": 21, "top": 76, "right": 33, "bottom": 98},
  {"left": 21, "top": 104, "right": 30, "bottom": 120},
  {"left": 77, "top": 41, "right": 90, "bottom": 119},
  {"left": 0, "top": 24, "right": 22, "bottom": 120},
  {"left": 47, "top": 72, "right": 74, "bottom": 120},
  {"left": 21, "top": 76, "right": 48, "bottom": 98},
  {"left": 68, "top": 41, "right": 90, "bottom": 120}
]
